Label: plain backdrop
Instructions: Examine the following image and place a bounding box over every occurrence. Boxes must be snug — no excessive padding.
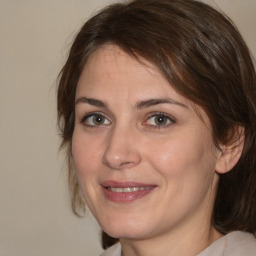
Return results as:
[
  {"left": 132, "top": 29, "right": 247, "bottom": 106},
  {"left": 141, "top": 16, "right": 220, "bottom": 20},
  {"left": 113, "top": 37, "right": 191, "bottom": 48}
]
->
[{"left": 0, "top": 0, "right": 255, "bottom": 255}]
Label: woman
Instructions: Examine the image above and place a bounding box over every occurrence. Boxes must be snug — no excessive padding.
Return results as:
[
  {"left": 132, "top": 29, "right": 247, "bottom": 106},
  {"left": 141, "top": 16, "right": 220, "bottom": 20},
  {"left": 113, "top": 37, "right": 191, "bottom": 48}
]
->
[{"left": 57, "top": 0, "right": 256, "bottom": 255}]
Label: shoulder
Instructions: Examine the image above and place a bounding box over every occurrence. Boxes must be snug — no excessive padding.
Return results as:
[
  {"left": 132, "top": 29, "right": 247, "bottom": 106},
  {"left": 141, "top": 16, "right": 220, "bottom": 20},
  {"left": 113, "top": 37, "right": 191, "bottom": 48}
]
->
[
  {"left": 99, "top": 243, "right": 122, "bottom": 256},
  {"left": 198, "top": 231, "right": 256, "bottom": 256},
  {"left": 224, "top": 231, "right": 256, "bottom": 255}
]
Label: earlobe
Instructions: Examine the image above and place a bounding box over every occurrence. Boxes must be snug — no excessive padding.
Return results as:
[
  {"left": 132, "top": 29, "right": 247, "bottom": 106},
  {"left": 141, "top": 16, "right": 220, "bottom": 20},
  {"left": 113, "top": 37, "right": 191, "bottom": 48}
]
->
[{"left": 215, "top": 126, "right": 245, "bottom": 174}]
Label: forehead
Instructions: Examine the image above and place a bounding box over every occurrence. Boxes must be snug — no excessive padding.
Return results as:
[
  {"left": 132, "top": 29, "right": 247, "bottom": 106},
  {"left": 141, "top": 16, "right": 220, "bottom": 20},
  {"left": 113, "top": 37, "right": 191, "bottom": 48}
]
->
[
  {"left": 77, "top": 45, "right": 184, "bottom": 102},
  {"left": 80, "top": 44, "right": 160, "bottom": 82}
]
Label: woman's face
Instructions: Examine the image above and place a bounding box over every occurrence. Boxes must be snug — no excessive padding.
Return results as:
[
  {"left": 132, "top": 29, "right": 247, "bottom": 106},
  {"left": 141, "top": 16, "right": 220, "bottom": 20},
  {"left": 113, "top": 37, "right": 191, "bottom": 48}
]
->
[{"left": 72, "top": 45, "right": 221, "bottom": 240}]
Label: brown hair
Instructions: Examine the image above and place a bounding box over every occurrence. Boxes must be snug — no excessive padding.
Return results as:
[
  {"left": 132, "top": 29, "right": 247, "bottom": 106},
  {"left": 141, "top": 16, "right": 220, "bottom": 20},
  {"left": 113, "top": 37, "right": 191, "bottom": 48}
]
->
[{"left": 57, "top": 0, "right": 256, "bottom": 248}]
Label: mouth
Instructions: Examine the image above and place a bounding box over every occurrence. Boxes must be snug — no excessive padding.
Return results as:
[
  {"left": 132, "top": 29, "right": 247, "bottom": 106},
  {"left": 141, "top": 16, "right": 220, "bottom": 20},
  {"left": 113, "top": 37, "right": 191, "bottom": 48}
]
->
[
  {"left": 101, "top": 181, "right": 157, "bottom": 202},
  {"left": 106, "top": 186, "right": 153, "bottom": 192}
]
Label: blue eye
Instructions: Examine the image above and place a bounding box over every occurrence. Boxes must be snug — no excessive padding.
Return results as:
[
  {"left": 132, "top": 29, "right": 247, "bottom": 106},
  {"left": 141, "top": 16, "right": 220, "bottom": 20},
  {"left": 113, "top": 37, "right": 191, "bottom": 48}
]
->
[
  {"left": 82, "top": 113, "right": 110, "bottom": 126},
  {"left": 145, "top": 113, "right": 174, "bottom": 127}
]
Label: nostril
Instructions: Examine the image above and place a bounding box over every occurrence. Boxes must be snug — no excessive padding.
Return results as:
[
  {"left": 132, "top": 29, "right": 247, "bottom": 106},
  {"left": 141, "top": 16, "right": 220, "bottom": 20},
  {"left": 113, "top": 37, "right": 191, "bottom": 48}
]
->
[{"left": 120, "top": 161, "right": 133, "bottom": 166}]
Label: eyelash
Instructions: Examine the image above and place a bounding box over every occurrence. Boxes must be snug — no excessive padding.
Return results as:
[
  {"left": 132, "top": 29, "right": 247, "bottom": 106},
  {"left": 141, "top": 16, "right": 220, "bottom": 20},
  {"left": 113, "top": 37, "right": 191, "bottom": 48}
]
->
[
  {"left": 80, "top": 112, "right": 110, "bottom": 128},
  {"left": 144, "top": 112, "right": 175, "bottom": 129},
  {"left": 80, "top": 112, "right": 176, "bottom": 129}
]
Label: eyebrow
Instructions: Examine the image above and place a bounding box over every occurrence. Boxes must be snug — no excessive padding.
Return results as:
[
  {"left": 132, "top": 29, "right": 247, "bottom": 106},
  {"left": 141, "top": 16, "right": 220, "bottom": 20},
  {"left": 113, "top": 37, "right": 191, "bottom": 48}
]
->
[
  {"left": 75, "top": 97, "right": 108, "bottom": 108},
  {"left": 136, "top": 98, "right": 188, "bottom": 109},
  {"left": 75, "top": 97, "right": 188, "bottom": 109}
]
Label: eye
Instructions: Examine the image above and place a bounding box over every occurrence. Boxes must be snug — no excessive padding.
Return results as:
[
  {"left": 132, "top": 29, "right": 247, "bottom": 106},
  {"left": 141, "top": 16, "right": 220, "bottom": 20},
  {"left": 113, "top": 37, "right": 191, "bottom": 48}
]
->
[
  {"left": 81, "top": 113, "right": 111, "bottom": 126},
  {"left": 144, "top": 113, "right": 175, "bottom": 127}
]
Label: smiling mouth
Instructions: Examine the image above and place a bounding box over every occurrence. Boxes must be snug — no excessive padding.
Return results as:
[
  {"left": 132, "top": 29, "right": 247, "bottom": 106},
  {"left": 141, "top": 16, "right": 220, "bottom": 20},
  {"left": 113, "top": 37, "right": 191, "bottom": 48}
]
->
[
  {"left": 101, "top": 182, "right": 156, "bottom": 202},
  {"left": 106, "top": 186, "right": 154, "bottom": 193}
]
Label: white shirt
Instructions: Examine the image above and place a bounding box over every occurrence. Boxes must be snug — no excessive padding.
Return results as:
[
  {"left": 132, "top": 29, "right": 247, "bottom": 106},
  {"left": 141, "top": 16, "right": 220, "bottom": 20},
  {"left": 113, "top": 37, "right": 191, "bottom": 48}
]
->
[{"left": 99, "top": 231, "right": 256, "bottom": 256}]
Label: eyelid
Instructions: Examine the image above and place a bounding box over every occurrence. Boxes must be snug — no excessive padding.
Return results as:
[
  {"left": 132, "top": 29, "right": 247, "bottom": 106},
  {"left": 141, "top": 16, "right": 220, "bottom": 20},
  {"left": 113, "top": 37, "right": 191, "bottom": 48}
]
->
[
  {"left": 80, "top": 112, "right": 111, "bottom": 126},
  {"left": 143, "top": 112, "right": 176, "bottom": 128}
]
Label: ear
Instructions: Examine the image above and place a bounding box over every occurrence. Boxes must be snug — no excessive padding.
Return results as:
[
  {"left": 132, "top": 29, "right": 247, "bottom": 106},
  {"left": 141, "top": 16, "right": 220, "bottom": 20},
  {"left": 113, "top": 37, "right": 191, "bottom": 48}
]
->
[{"left": 215, "top": 126, "right": 245, "bottom": 174}]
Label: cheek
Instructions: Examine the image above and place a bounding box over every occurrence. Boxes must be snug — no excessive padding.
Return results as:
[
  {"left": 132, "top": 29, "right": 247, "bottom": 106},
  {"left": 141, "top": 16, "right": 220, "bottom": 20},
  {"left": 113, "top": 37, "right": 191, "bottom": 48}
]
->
[
  {"left": 147, "top": 133, "right": 217, "bottom": 215},
  {"left": 71, "top": 132, "right": 103, "bottom": 207},
  {"left": 146, "top": 131, "right": 216, "bottom": 180},
  {"left": 72, "top": 132, "right": 102, "bottom": 178}
]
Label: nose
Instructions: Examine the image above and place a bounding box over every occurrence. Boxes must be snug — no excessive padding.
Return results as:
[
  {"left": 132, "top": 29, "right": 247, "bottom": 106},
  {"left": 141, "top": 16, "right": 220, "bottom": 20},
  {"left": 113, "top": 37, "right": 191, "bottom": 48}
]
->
[{"left": 102, "top": 125, "right": 141, "bottom": 170}]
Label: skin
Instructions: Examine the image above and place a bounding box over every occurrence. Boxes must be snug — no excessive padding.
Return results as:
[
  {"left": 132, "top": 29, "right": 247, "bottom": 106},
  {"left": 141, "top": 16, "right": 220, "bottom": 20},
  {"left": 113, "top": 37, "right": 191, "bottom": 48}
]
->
[{"left": 72, "top": 45, "right": 228, "bottom": 256}]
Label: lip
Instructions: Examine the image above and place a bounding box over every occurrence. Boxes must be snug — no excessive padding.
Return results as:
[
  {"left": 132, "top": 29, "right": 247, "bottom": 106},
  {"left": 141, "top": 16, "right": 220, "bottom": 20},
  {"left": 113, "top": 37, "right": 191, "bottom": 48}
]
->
[{"left": 100, "top": 180, "right": 157, "bottom": 203}]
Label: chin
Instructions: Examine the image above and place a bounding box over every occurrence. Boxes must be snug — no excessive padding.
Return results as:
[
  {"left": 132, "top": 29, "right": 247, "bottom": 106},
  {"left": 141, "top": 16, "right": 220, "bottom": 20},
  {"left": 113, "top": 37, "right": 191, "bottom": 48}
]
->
[{"left": 99, "top": 216, "right": 155, "bottom": 240}]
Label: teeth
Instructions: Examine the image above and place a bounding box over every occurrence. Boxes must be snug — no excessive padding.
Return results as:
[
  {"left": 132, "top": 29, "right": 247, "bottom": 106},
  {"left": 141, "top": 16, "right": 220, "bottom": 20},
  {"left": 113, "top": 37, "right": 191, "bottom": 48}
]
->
[{"left": 107, "top": 187, "right": 152, "bottom": 193}]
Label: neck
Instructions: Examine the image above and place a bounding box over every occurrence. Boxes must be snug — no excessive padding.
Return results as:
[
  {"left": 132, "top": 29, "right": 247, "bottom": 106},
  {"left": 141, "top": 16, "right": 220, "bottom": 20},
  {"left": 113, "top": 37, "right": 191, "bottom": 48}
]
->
[{"left": 120, "top": 220, "right": 222, "bottom": 256}]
